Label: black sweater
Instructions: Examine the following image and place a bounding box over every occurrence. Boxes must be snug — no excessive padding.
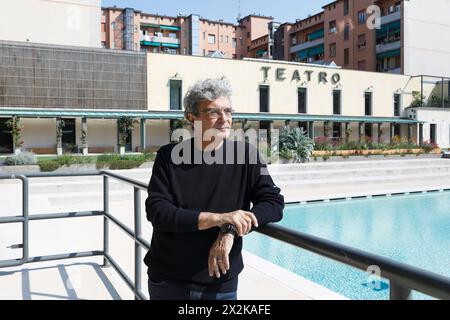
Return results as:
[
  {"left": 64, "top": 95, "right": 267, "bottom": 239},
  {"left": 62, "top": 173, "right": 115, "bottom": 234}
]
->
[{"left": 144, "top": 139, "right": 284, "bottom": 293}]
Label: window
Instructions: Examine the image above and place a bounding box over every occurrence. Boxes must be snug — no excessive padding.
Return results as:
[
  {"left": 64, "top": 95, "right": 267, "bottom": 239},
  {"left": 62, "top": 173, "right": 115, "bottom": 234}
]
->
[
  {"left": 299, "top": 122, "right": 308, "bottom": 134},
  {"left": 225, "top": 36, "right": 229, "bottom": 43},
  {"left": 344, "top": 48, "right": 350, "bottom": 65},
  {"left": 365, "top": 92, "right": 372, "bottom": 116},
  {"left": 111, "top": 21, "right": 116, "bottom": 30},
  {"left": 365, "top": 123, "right": 373, "bottom": 139},
  {"left": 330, "top": 43, "right": 336, "bottom": 58},
  {"left": 232, "top": 38, "right": 237, "bottom": 47},
  {"left": 329, "top": 20, "right": 337, "bottom": 34},
  {"left": 358, "top": 10, "right": 366, "bottom": 24},
  {"left": 208, "top": 34, "right": 215, "bottom": 44},
  {"left": 394, "top": 94, "right": 401, "bottom": 116},
  {"left": 394, "top": 123, "right": 401, "bottom": 136},
  {"left": 203, "top": 32, "right": 206, "bottom": 40},
  {"left": 170, "top": 80, "right": 182, "bottom": 110},
  {"left": 333, "top": 90, "right": 341, "bottom": 115},
  {"left": 61, "top": 118, "right": 76, "bottom": 151},
  {"left": 169, "top": 33, "right": 177, "bottom": 39},
  {"left": 344, "top": 24, "right": 350, "bottom": 41},
  {"left": 358, "top": 60, "right": 366, "bottom": 70},
  {"left": 183, "top": 47, "right": 187, "bottom": 55},
  {"left": 358, "top": 34, "right": 366, "bottom": 49},
  {"left": 430, "top": 124, "right": 437, "bottom": 143},
  {"left": 344, "top": 0, "right": 349, "bottom": 15},
  {"left": 259, "top": 86, "right": 270, "bottom": 112},
  {"left": 291, "top": 36, "right": 297, "bottom": 46},
  {"left": 333, "top": 123, "right": 342, "bottom": 139},
  {"left": 298, "top": 88, "right": 307, "bottom": 113}
]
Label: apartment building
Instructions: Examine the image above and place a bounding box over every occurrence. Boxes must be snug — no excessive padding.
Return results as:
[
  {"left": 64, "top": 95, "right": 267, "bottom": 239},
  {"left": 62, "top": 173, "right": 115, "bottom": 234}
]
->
[
  {"left": 273, "top": 0, "right": 450, "bottom": 77},
  {"left": 101, "top": 7, "right": 273, "bottom": 60}
]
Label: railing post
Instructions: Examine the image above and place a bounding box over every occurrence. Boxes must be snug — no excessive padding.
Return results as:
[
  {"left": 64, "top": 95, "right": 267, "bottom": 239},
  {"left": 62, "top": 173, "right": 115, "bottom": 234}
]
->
[
  {"left": 390, "top": 281, "right": 412, "bottom": 300},
  {"left": 103, "top": 175, "right": 110, "bottom": 267},
  {"left": 134, "top": 187, "right": 142, "bottom": 300},
  {"left": 22, "top": 176, "right": 29, "bottom": 262}
]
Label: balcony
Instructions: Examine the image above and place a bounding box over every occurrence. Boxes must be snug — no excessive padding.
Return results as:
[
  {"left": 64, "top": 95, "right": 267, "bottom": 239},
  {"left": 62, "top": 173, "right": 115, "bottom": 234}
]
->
[
  {"left": 380, "top": 10, "right": 401, "bottom": 25},
  {"left": 290, "top": 38, "right": 324, "bottom": 54},
  {"left": 140, "top": 35, "right": 180, "bottom": 47},
  {"left": 376, "top": 40, "right": 401, "bottom": 54},
  {"left": 386, "top": 67, "right": 401, "bottom": 74}
]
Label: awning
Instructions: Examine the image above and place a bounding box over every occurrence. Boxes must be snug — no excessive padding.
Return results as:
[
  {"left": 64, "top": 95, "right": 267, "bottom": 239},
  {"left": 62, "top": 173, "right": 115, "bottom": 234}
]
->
[
  {"left": 0, "top": 108, "right": 423, "bottom": 124},
  {"left": 377, "top": 49, "right": 401, "bottom": 59},
  {"left": 256, "top": 49, "right": 267, "bottom": 57},
  {"left": 376, "top": 20, "right": 401, "bottom": 38},
  {"left": 233, "top": 113, "right": 421, "bottom": 124},
  {"left": 140, "top": 23, "right": 159, "bottom": 28},
  {"left": 0, "top": 109, "right": 184, "bottom": 120},
  {"left": 308, "top": 44, "right": 324, "bottom": 56},
  {"left": 140, "top": 41, "right": 160, "bottom": 47},
  {"left": 308, "top": 29, "right": 324, "bottom": 41},
  {"left": 298, "top": 49, "right": 309, "bottom": 60},
  {"left": 160, "top": 25, "right": 181, "bottom": 31},
  {"left": 161, "top": 43, "right": 180, "bottom": 48},
  {"left": 297, "top": 44, "right": 324, "bottom": 60}
]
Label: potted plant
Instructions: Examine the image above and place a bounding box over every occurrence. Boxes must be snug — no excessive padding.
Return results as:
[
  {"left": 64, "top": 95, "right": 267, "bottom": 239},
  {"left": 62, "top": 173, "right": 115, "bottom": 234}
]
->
[
  {"left": 6, "top": 116, "right": 24, "bottom": 154},
  {"left": 81, "top": 129, "right": 88, "bottom": 155},
  {"left": 56, "top": 119, "right": 65, "bottom": 156},
  {"left": 275, "top": 127, "right": 314, "bottom": 163}
]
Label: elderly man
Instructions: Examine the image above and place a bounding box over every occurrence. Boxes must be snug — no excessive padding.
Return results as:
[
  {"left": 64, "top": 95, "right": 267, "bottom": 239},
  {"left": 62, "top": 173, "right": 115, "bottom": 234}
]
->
[{"left": 144, "top": 78, "right": 284, "bottom": 300}]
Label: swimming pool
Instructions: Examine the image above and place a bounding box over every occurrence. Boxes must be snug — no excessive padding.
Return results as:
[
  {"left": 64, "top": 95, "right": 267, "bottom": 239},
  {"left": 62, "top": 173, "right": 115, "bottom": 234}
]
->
[{"left": 244, "top": 191, "right": 450, "bottom": 300}]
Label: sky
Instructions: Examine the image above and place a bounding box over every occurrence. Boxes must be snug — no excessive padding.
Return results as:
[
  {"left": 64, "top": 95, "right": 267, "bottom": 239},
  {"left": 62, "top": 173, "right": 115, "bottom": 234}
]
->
[{"left": 100, "top": 0, "right": 332, "bottom": 24}]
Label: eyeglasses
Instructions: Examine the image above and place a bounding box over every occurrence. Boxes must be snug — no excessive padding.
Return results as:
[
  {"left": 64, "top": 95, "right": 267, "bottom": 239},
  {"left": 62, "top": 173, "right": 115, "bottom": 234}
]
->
[{"left": 199, "top": 107, "right": 234, "bottom": 119}]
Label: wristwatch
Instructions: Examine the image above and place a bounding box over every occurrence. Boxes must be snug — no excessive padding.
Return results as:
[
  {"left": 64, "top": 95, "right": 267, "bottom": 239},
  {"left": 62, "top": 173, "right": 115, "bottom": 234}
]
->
[{"left": 220, "top": 223, "right": 238, "bottom": 238}]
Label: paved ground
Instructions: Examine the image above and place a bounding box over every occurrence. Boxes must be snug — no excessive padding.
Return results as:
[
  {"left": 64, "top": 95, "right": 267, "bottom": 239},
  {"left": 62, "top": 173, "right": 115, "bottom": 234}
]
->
[{"left": 1, "top": 157, "right": 449, "bottom": 300}]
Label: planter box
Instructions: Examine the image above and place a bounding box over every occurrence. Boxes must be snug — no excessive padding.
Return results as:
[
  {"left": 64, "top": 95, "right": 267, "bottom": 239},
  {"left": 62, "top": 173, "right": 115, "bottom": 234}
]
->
[
  {"left": 53, "top": 164, "right": 98, "bottom": 173},
  {"left": 0, "top": 165, "right": 40, "bottom": 174},
  {"left": 312, "top": 148, "right": 440, "bottom": 157}
]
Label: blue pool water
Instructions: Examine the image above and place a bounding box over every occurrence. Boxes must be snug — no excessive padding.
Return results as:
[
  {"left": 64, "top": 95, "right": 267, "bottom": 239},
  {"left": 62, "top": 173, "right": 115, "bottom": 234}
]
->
[{"left": 244, "top": 192, "right": 450, "bottom": 300}]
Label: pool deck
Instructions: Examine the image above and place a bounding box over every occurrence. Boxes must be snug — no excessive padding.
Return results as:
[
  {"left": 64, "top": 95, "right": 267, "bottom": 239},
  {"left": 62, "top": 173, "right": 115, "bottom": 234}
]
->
[{"left": 1, "top": 157, "right": 449, "bottom": 300}]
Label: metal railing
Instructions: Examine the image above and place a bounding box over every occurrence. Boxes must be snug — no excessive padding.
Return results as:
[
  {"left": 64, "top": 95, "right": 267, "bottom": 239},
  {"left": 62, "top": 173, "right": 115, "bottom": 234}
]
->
[{"left": 0, "top": 171, "right": 449, "bottom": 300}]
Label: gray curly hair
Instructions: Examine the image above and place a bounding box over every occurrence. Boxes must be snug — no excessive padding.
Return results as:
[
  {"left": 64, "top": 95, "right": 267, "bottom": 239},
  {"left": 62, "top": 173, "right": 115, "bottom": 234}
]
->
[{"left": 183, "top": 78, "right": 232, "bottom": 117}]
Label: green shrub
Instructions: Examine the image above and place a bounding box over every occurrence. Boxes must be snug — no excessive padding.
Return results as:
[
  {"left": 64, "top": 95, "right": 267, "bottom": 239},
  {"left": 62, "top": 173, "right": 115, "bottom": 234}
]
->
[
  {"left": 107, "top": 160, "right": 143, "bottom": 170},
  {"left": 55, "top": 155, "right": 75, "bottom": 166},
  {"left": 4, "top": 152, "right": 37, "bottom": 166},
  {"left": 95, "top": 161, "right": 109, "bottom": 170},
  {"left": 97, "top": 153, "right": 154, "bottom": 163},
  {"left": 277, "top": 127, "right": 314, "bottom": 163},
  {"left": 39, "top": 161, "right": 60, "bottom": 172}
]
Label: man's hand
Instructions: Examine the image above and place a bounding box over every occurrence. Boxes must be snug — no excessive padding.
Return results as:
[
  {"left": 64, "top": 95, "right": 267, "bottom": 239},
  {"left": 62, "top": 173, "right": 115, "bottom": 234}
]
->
[
  {"left": 218, "top": 210, "right": 258, "bottom": 236},
  {"left": 198, "top": 210, "right": 258, "bottom": 237},
  {"left": 198, "top": 210, "right": 259, "bottom": 236},
  {"left": 208, "top": 233, "right": 234, "bottom": 278}
]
